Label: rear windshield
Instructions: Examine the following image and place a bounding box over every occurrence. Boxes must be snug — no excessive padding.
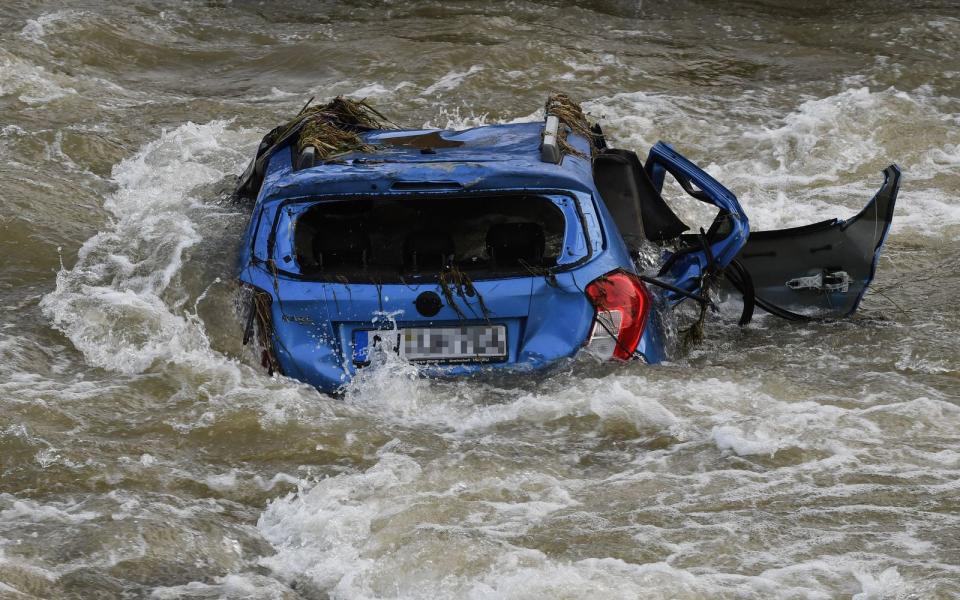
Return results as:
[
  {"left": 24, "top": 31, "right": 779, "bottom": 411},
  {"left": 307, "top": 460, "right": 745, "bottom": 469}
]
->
[{"left": 291, "top": 194, "right": 568, "bottom": 282}]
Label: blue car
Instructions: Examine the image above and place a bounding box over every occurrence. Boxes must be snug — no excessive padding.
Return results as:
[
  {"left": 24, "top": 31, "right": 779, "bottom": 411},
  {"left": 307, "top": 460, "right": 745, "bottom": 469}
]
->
[{"left": 234, "top": 96, "right": 900, "bottom": 393}]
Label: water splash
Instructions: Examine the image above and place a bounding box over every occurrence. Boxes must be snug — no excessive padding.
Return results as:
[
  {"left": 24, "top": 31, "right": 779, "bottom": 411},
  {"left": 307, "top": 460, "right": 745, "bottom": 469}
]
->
[{"left": 40, "top": 121, "right": 250, "bottom": 373}]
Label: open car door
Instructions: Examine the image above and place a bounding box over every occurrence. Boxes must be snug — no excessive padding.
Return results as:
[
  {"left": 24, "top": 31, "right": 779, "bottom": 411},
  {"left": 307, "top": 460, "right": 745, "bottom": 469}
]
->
[
  {"left": 727, "top": 165, "right": 900, "bottom": 319},
  {"left": 594, "top": 141, "right": 901, "bottom": 322}
]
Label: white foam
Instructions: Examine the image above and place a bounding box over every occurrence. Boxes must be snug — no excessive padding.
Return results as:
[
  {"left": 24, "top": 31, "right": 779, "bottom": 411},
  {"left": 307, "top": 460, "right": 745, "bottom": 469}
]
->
[
  {"left": 204, "top": 470, "right": 239, "bottom": 491},
  {"left": 0, "top": 496, "right": 99, "bottom": 524},
  {"left": 422, "top": 106, "right": 490, "bottom": 130},
  {"left": 19, "top": 10, "right": 86, "bottom": 45},
  {"left": 257, "top": 451, "right": 594, "bottom": 598},
  {"left": 0, "top": 48, "right": 77, "bottom": 105},
  {"left": 257, "top": 452, "right": 422, "bottom": 591},
  {"left": 712, "top": 425, "right": 782, "bottom": 457},
  {"left": 341, "top": 363, "right": 687, "bottom": 441},
  {"left": 33, "top": 120, "right": 338, "bottom": 438},
  {"left": 148, "top": 573, "right": 296, "bottom": 599},
  {"left": 423, "top": 65, "right": 484, "bottom": 95},
  {"left": 452, "top": 376, "right": 682, "bottom": 435},
  {"left": 589, "top": 86, "right": 960, "bottom": 236},
  {"left": 257, "top": 461, "right": 939, "bottom": 600},
  {"left": 851, "top": 567, "right": 907, "bottom": 600},
  {"left": 737, "top": 87, "right": 885, "bottom": 178},
  {"left": 40, "top": 121, "right": 251, "bottom": 374},
  {"left": 340, "top": 333, "right": 430, "bottom": 417},
  {"left": 245, "top": 354, "right": 960, "bottom": 597},
  {"left": 465, "top": 555, "right": 704, "bottom": 599},
  {"left": 350, "top": 81, "right": 414, "bottom": 99}
]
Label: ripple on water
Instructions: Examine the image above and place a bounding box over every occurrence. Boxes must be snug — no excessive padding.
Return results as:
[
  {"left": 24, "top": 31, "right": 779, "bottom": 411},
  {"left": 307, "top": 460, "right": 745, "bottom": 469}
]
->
[{"left": 2, "top": 2, "right": 960, "bottom": 598}]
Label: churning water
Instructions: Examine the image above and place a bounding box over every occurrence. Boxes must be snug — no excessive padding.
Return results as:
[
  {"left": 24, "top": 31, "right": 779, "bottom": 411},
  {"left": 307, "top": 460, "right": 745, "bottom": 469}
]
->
[{"left": 1, "top": 1, "right": 959, "bottom": 598}]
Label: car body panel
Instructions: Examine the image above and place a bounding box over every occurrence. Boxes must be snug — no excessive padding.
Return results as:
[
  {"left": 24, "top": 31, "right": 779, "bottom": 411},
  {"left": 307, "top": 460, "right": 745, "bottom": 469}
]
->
[
  {"left": 236, "top": 112, "right": 899, "bottom": 393},
  {"left": 237, "top": 122, "right": 654, "bottom": 392}
]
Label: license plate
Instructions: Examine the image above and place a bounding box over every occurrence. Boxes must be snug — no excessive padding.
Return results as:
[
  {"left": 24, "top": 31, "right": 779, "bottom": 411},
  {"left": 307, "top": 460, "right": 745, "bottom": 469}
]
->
[{"left": 353, "top": 325, "right": 507, "bottom": 364}]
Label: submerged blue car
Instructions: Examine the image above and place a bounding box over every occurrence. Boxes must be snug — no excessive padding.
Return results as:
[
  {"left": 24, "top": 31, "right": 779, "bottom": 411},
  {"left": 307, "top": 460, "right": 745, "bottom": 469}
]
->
[{"left": 234, "top": 95, "right": 899, "bottom": 393}]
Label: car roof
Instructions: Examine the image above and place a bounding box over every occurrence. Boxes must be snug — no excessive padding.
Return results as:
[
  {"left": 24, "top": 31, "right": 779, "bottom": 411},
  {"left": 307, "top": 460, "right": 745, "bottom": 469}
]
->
[
  {"left": 361, "top": 122, "right": 550, "bottom": 163},
  {"left": 259, "top": 121, "right": 598, "bottom": 202}
]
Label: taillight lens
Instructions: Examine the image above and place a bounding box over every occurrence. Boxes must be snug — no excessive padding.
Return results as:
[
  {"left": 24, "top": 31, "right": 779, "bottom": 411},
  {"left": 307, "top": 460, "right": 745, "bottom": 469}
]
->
[{"left": 584, "top": 270, "right": 652, "bottom": 360}]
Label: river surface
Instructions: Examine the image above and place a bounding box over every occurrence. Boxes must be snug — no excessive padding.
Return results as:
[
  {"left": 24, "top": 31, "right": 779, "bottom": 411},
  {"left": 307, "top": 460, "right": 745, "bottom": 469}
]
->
[{"left": 2, "top": 1, "right": 959, "bottom": 598}]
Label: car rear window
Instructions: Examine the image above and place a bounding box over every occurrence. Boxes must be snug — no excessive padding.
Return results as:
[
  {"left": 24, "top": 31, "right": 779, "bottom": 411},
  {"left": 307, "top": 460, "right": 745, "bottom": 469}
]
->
[{"left": 290, "top": 194, "right": 569, "bottom": 282}]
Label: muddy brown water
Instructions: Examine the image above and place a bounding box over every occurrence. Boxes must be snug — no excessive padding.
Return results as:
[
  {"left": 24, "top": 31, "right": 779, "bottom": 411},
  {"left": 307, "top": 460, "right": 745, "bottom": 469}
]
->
[{"left": 1, "top": 1, "right": 959, "bottom": 598}]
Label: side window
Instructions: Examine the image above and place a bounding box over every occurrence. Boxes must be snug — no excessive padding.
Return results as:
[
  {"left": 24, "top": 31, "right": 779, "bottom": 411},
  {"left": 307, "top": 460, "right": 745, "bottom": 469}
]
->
[
  {"left": 657, "top": 171, "right": 724, "bottom": 235},
  {"left": 645, "top": 142, "right": 746, "bottom": 246},
  {"left": 271, "top": 205, "right": 306, "bottom": 273}
]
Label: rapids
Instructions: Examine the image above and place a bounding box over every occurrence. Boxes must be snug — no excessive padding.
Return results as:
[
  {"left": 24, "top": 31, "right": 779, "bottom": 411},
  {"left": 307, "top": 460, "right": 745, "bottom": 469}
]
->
[{"left": 1, "top": 1, "right": 958, "bottom": 598}]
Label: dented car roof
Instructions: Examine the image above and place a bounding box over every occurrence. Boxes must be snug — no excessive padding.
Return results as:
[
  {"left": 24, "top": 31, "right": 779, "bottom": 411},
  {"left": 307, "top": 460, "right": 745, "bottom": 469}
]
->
[{"left": 258, "top": 121, "right": 599, "bottom": 202}]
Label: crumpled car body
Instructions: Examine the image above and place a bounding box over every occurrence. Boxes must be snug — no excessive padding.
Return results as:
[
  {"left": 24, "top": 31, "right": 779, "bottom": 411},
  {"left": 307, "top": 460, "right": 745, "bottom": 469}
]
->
[{"left": 235, "top": 105, "right": 900, "bottom": 394}]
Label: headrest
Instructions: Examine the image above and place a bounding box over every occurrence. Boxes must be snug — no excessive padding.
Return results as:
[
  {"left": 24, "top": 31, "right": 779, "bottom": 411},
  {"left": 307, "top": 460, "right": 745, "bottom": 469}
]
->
[
  {"left": 486, "top": 222, "right": 545, "bottom": 267},
  {"left": 313, "top": 223, "right": 370, "bottom": 269}
]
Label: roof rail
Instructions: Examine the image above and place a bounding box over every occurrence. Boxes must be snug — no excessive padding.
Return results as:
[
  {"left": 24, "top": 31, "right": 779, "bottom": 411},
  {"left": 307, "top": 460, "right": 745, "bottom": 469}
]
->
[{"left": 540, "top": 115, "right": 561, "bottom": 164}]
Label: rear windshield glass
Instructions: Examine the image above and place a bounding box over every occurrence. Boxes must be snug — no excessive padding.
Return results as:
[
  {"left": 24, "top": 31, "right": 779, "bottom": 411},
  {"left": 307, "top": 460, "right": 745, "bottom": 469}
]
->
[{"left": 292, "top": 195, "right": 567, "bottom": 282}]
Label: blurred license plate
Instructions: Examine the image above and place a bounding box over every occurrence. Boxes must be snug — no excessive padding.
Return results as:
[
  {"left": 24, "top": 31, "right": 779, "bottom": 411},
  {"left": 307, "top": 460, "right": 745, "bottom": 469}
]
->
[{"left": 353, "top": 325, "right": 507, "bottom": 364}]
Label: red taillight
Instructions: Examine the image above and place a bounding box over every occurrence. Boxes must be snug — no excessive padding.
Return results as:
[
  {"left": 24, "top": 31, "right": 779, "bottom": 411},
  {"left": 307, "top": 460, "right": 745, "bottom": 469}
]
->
[{"left": 584, "top": 270, "right": 652, "bottom": 360}]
